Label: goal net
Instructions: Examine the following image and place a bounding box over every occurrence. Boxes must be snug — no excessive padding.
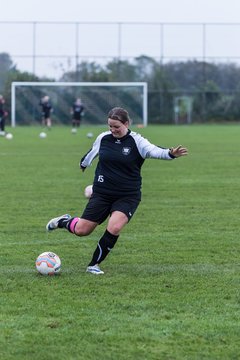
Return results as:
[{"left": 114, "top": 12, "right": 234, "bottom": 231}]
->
[{"left": 11, "top": 82, "right": 148, "bottom": 127}]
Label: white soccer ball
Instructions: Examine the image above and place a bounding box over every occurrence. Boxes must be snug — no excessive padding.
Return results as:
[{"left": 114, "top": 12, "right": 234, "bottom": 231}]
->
[
  {"left": 5, "top": 133, "right": 13, "bottom": 140},
  {"left": 36, "top": 251, "right": 61, "bottom": 276},
  {"left": 84, "top": 185, "right": 93, "bottom": 199},
  {"left": 87, "top": 132, "right": 93, "bottom": 138},
  {"left": 39, "top": 132, "right": 47, "bottom": 139},
  {"left": 71, "top": 128, "right": 77, "bottom": 134}
]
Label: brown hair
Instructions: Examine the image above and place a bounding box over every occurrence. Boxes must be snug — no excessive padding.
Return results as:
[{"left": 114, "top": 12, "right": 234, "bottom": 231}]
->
[{"left": 108, "top": 107, "right": 131, "bottom": 124}]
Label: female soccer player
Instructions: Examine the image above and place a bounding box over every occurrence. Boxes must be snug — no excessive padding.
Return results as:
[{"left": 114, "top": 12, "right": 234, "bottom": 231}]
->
[
  {"left": 39, "top": 95, "right": 53, "bottom": 128},
  {"left": 70, "top": 98, "right": 85, "bottom": 132},
  {"left": 0, "top": 95, "right": 8, "bottom": 135},
  {"left": 46, "top": 107, "right": 188, "bottom": 275}
]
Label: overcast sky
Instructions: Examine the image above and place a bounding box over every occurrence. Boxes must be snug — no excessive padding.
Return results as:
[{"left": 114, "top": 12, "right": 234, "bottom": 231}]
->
[
  {"left": 1, "top": 0, "right": 240, "bottom": 78},
  {"left": 1, "top": 0, "right": 240, "bottom": 23}
]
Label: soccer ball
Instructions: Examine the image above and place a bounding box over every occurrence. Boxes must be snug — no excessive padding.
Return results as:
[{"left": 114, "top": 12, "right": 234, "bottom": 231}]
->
[
  {"left": 71, "top": 128, "right": 77, "bottom": 134},
  {"left": 84, "top": 184, "right": 93, "bottom": 199},
  {"left": 87, "top": 132, "right": 93, "bottom": 138},
  {"left": 36, "top": 251, "right": 61, "bottom": 276},
  {"left": 5, "top": 133, "right": 13, "bottom": 140},
  {"left": 39, "top": 132, "right": 47, "bottom": 139}
]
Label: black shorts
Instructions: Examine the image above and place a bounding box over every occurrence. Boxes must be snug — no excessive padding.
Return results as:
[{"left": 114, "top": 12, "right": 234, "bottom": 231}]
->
[
  {"left": 43, "top": 112, "right": 50, "bottom": 119},
  {"left": 81, "top": 192, "right": 141, "bottom": 224},
  {"left": 73, "top": 114, "right": 82, "bottom": 121}
]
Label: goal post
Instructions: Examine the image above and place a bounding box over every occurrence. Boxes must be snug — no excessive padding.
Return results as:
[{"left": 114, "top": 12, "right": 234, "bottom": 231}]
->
[{"left": 11, "top": 81, "right": 148, "bottom": 127}]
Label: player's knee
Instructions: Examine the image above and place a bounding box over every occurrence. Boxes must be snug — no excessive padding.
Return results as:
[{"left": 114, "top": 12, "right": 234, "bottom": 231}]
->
[
  {"left": 74, "top": 221, "right": 95, "bottom": 237},
  {"left": 107, "top": 223, "right": 123, "bottom": 236},
  {"left": 74, "top": 226, "right": 90, "bottom": 236}
]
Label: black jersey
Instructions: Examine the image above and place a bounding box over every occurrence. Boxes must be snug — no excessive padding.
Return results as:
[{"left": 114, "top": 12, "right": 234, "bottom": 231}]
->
[
  {"left": 80, "top": 130, "right": 174, "bottom": 198},
  {"left": 72, "top": 103, "right": 84, "bottom": 119},
  {"left": 39, "top": 101, "right": 52, "bottom": 117}
]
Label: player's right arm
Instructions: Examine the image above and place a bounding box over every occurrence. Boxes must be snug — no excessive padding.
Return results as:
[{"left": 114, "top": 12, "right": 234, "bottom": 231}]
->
[{"left": 80, "top": 131, "right": 110, "bottom": 171}]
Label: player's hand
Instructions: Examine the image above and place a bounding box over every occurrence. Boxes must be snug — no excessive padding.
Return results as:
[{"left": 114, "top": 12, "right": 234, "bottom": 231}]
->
[
  {"left": 80, "top": 162, "right": 86, "bottom": 172},
  {"left": 170, "top": 145, "right": 188, "bottom": 158}
]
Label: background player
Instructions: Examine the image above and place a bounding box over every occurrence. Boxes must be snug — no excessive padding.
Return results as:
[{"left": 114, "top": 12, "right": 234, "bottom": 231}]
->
[
  {"left": 39, "top": 95, "right": 53, "bottom": 129},
  {"left": 0, "top": 95, "right": 8, "bottom": 136},
  {"left": 70, "top": 98, "right": 85, "bottom": 132}
]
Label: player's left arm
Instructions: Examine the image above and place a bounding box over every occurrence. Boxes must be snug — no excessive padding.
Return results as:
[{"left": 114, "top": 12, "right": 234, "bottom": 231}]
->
[{"left": 132, "top": 132, "right": 188, "bottom": 160}]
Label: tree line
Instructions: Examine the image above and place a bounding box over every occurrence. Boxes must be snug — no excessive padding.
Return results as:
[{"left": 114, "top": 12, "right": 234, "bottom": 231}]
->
[{"left": 1, "top": 52, "right": 240, "bottom": 124}]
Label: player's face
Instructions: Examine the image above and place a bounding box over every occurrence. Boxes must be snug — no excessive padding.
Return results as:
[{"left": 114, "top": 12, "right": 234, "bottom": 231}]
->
[{"left": 108, "top": 118, "right": 129, "bottom": 138}]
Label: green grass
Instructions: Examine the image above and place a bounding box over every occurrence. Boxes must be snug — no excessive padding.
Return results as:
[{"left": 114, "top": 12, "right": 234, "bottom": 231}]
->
[{"left": 1, "top": 124, "right": 240, "bottom": 360}]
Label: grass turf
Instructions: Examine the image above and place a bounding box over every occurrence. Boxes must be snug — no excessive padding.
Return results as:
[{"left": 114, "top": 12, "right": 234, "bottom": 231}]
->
[{"left": 0, "top": 124, "right": 240, "bottom": 359}]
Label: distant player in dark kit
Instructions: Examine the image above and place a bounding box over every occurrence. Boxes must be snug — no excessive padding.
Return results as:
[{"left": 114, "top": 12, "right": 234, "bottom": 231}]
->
[
  {"left": 46, "top": 107, "right": 188, "bottom": 275},
  {"left": 39, "top": 95, "right": 53, "bottom": 129},
  {"left": 0, "top": 95, "right": 8, "bottom": 136},
  {"left": 70, "top": 98, "right": 85, "bottom": 132}
]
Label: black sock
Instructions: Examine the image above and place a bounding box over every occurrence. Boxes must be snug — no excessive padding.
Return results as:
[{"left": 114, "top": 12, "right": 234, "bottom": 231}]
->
[
  {"left": 58, "top": 218, "right": 70, "bottom": 228},
  {"left": 58, "top": 217, "right": 80, "bottom": 234},
  {"left": 88, "top": 230, "right": 119, "bottom": 266},
  {"left": 0, "top": 118, "right": 5, "bottom": 131}
]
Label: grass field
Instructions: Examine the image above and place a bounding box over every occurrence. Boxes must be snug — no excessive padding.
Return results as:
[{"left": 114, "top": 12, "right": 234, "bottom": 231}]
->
[{"left": 1, "top": 124, "right": 240, "bottom": 360}]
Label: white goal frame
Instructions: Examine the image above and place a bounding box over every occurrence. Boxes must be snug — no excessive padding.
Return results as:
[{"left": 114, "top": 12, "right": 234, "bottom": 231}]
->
[{"left": 11, "top": 81, "right": 148, "bottom": 127}]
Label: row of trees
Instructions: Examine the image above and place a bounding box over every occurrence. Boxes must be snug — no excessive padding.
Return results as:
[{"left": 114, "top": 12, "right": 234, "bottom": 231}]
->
[{"left": 1, "top": 52, "right": 240, "bottom": 124}]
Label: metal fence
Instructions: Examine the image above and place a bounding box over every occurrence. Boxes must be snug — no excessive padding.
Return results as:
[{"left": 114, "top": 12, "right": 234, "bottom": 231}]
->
[{"left": 1, "top": 21, "right": 240, "bottom": 79}]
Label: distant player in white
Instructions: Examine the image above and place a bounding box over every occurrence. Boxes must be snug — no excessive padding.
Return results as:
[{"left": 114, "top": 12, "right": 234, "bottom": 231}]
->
[{"left": 46, "top": 107, "right": 188, "bottom": 275}]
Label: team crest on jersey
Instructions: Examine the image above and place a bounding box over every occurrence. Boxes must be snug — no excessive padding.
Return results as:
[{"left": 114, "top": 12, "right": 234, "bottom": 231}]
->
[{"left": 122, "top": 147, "right": 131, "bottom": 155}]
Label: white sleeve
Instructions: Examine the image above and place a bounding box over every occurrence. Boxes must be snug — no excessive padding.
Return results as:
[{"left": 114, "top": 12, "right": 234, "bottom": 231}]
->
[
  {"left": 130, "top": 132, "right": 174, "bottom": 160},
  {"left": 80, "top": 131, "right": 110, "bottom": 168}
]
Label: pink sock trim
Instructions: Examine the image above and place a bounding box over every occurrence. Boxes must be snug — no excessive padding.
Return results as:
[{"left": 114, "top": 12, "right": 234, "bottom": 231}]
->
[{"left": 69, "top": 217, "right": 80, "bottom": 234}]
